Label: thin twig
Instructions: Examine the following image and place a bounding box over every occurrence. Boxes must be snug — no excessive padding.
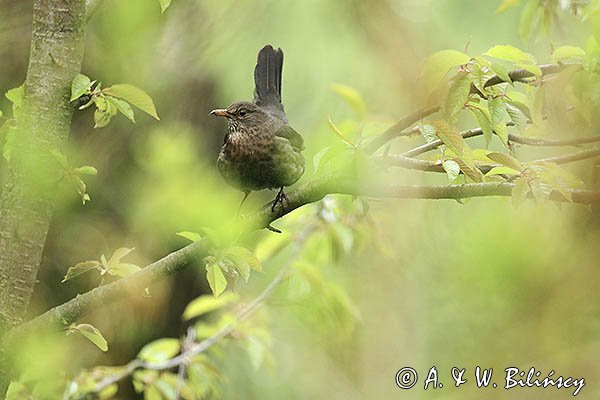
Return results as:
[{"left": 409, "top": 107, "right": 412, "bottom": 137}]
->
[{"left": 88, "top": 232, "right": 310, "bottom": 396}]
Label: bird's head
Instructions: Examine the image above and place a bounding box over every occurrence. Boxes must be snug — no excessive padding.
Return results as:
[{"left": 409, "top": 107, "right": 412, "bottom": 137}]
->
[{"left": 210, "top": 102, "right": 270, "bottom": 132}]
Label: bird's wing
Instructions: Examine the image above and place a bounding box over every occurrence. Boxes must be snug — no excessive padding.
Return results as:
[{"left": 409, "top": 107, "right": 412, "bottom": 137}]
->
[
  {"left": 275, "top": 125, "right": 304, "bottom": 152},
  {"left": 253, "top": 45, "right": 285, "bottom": 115}
]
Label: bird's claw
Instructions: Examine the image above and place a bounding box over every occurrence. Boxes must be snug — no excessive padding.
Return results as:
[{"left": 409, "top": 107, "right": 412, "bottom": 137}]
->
[{"left": 271, "top": 187, "right": 289, "bottom": 214}]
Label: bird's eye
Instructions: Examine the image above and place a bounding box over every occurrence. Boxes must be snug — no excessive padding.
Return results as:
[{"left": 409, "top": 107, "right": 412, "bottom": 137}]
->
[{"left": 239, "top": 109, "right": 247, "bottom": 117}]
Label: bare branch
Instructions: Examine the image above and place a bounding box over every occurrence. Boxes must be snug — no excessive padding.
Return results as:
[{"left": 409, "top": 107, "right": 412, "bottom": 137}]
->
[{"left": 483, "top": 63, "right": 566, "bottom": 88}]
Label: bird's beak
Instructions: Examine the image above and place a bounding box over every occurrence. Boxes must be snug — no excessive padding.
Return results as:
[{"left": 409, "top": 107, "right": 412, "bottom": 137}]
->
[{"left": 210, "top": 109, "right": 231, "bottom": 118}]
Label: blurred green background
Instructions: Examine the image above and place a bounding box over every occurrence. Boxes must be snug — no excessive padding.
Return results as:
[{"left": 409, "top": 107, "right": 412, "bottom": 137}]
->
[{"left": 0, "top": 0, "right": 598, "bottom": 398}]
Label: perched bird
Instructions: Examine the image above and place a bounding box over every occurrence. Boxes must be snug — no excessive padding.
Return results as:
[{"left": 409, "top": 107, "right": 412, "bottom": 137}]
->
[{"left": 211, "top": 45, "right": 305, "bottom": 213}]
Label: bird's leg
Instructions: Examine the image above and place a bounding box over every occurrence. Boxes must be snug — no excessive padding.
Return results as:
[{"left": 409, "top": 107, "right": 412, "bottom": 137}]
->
[
  {"left": 237, "top": 190, "right": 251, "bottom": 215},
  {"left": 271, "top": 186, "right": 289, "bottom": 213}
]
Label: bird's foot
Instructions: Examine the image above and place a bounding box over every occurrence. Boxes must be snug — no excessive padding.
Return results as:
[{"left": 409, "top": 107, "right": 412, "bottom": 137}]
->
[{"left": 271, "top": 187, "right": 289, "bottom": 214}]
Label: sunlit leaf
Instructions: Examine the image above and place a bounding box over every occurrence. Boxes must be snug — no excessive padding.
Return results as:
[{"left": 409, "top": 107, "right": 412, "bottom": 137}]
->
[
  {"left": 552, "top": 46, "right": 586, "bottom": 63},
  {"left": 485, "top": 45, "right": 536, "bottom": 64},
  {"left": 183, "top": 292, "right": 239, "bottom": 320},
  {"left": 490, "top": 62, "right": 512, "bottom": 84},
  {"left": 442, "top": 159, "right": 461, "bottom": 182},
  {"left": 69, "top": 323, "right": 108, "bottom": 352},
  {"left": 206, "top": 262, "right": 227, "bottom": 297},
  {"left": 138, "top": 338, "right": 180, "bottom": 363},
  {"left": 331, "top": 84, "right": 366, "bottom": 118},
  {"left": 106, "top": 96, "right": 136, "bottom": 123},
  {"left": 419, "top": 124, "right": 437, "bottom": 143},
  {"left": 496, "top": 0, "right": 521, "bottom": 14},
  {"left": 486, "top": 166, "right": 521, "bottom": 176},
  {"left": 108, "top": 263, "right": 141, "bottom": 278},
  {"left": 108, "top": 84, "right": 160, "bottom": 120},
  {"left": 488, "top": 97, "right": 509, "bottom": 146},
  {"left": 62, "top": 261, "right": 101, "bottom": 282},
  {"left": 422, "top": 50, "right": 471, "bottom": 93},
  {"left": 71, "top": 74, "right": 91, "bottom": 101},
  {"left": 74, "top": 166, "right": 98, "bottom": 176},
  {"left": 177, "top": 231, "right": 203, "bottom": 242},
  {"left": 469, "top": 106, "right": 494, "bottom": 146},
  {"left": 432, "top": 120, "right": 464, "bottom": 156},
  {"left": 107, "top": 247, "right": 135, "bottom": 266},
  {"left": 487, "top": 152, "right": 523, "bottom": 171},
  {"left": 443, "top": 70, "right": 471, "bottom": 118},
  {"left": 158, "top": 0, "right": 172, "bottom": 13}
]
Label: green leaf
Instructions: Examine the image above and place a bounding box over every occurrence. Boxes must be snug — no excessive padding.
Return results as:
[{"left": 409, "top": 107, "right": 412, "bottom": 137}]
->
[
  {"left": 487, "top": 152, "right": 523, "bottom": 171},
  {"left": 422, "top": 50, "right": 471, "bottom": 93},
  {"left": 6, "top": 85, "right": 24, "bottom": 114},
  {"left": 419, "top": 124, "right": 437, "bottom": 143},
  {"left": 108, "top": 84, "right": 160, "bottom": 120},
  {"left": 442, "top": 159, "right": 461, "bottom": 182},
  {"left": 69, "top": 323, "right": 108, "bottom": 352},
  {"left": 158, "top": 0, "right": 172, "bottom": 13},
  {"left": 486, "top": 166, "right": 521, "bottom": 176},
  {"left": 469, "top": 107, "right": 494, "bottom": 146},
  {"left": 71, "top": 74, "right": 91, "bottom": 101},
  {"left": 519, "top": 0, "right": 541, "bottom": 42},
  {"left": 62, "top": 261, "right": 101, "bottom": 282},
  {"left": 108, "top": 263, "right": 141, "bottom": 278},
  {"left": 496, "top": 0, "right": 521, "bottom": 13},
  {"left": 144, "top": 385, "right": 162, "bottom": 400},
  {"left": 488, "top": 97, "right": 509, "bottom": 146},
  {"left": 552, "top": 46, "right": 586, "bottom": 63},
  {"left": 454, "top": 157, "right": 483, "bottom": 182},
  {"left": 138, "top": 338, "right": 180, "bottom": 363},
  {"left": 331, "top": 84, "right": 366, "bottom": 118},
  {"left": 504, "top": 102, "right": 529, "bottom": 132},
  {"left": 93, "top": 96, "right": 117, "bottom": 128},
  {"left": 176, "top": 231, "right": 203, "bottom": 242},
  {"left": 106, "top": 96, "right": 136, "bottom": 123},
  {"left": 183, "top": 292, "right": 239, "bottom": 320},
  {"left": 206, "top": 262, "right": 227, "bottom": 297},
  {"left": 512, "top": 176, "right": 530, "bottom": 207},
  {"left": 107, "top": 247, "right": 135, "bottom": 266},
  {"left": 443, "top": 70, "right": 471, "bottom": 118},
  {"left": 74, "top": 166, "right": 98, "bottom": 176},
  {"left": 432, "top": 120, "right": 464, "bottom": 156},
  {"left": 485, "top": 45, "right": 536, "bottom": 64},
  {"left": 490, "top": 62, "right": 512, "bottom": 84}
]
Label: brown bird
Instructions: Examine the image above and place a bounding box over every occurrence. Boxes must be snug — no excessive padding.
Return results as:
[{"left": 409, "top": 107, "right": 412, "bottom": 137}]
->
[{"left": 210, "top": 45, "right": 305, "bottom": 213}]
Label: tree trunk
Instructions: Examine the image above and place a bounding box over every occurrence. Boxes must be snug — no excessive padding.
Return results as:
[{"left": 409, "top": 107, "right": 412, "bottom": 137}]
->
[{"left": 0, "top": 0, "right": 87, "bottom": 394}]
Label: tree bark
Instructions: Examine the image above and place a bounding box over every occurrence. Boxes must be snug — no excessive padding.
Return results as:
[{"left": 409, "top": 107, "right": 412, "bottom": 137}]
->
[{"left": 0, "top": 0, "right": 87, "bottom": 394}]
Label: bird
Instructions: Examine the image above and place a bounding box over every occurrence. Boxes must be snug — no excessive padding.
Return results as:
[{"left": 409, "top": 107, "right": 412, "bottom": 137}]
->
[{"left": 210, "top": 45, "right": 305, "bottom": 214}]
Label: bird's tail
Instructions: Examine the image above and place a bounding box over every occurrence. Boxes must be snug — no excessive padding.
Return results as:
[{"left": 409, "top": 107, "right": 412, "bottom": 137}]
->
[{"left": 253, "top": 45, "right": 284, "bottom": 110}]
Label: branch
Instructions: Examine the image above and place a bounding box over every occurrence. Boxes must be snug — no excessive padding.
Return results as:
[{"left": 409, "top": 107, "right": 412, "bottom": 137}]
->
[
  {"left": 403, "top": 125, "right": 600, "bottom": 158},
  {"left": 483, "top": 63, "right": 566, "bottom": 88},
  {"left": 365, "top": 63, "right": 569, "bottom": 155},
  {"left": 85, "top": 234, "right": 308, "bottom": 397},
  {"left": 380, "top": 147, "right": 600, "bottom": 173}
]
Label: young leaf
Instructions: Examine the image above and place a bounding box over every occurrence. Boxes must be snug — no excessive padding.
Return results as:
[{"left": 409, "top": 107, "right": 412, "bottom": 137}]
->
[
  {"left": 108, "top": 84, "right": 160, "bottom": 120},
  {"left": 552, "top": 46, "right": 586, "bottom": 63},
  {"left": 488, "top": 97, "right": 509, "bottom": 146},
  {"left": 106, "top": 96, "right": 136, "bottom": 123},
  {"left": 206, "top": 262, "right": 227, "bottom": 297},
  {"left": 442, "top": 159, "right": 461, "bottom": 182},
  {"left": 432, "top": 120, "right": 464, "bottom": 156},
  {"left": 62, "top": 261, "right": 102, "bottom": 282},
  {"left": 138, "top": 338, "right": 180, "bottom": 363},
  {"left": 419, "top": 124, "right": 437, "bottom": 143},
  {"left": 422, "top": 50, "right": 471, "bottom": 93},
  {"left": 108, "top": 263, "right": 141, "bottom": 278},
  {"left": 504, "top": 102, "right": 529, "bottom": 131},
  {"left": 485, "top": 45, "right": 536, "bottom": 65},
  {"left": 183, "top": 292, "right": 239, "bottom": 320},
  {"left": 496, "top": 0, "right": 521, "bottom": 14},
  {"left": 158, "top": 0, "right": 172, "bottom": 13},
  {"left": 69, "top": 323, "right": 108, "bottom": 352},
  {"left": 490, "top": 62, "right": 512, "bottom": 84},
  {"left": 71, "top": 74, "right": 91, "bottom": 101},
  {"left": 512, "top": 176, "right": 530, "bottom": 207},
  {"left": 443, "top": 70, "right": 471, "bottom": 118},
  {"left": 74, "top": 166, "right": 98, "bottom": 176},
  {"left": 487, "top": 152, "right": 523, "bottom": 171},
  {"left": 486, "top": 166, "right": 521, "bottom": 176},
  {"left": 331, "top": 84, "right": 366, "bottom": 118},
  {"left": 5, "top": 85, "right": 24, "bottom": 116},
  {"left": 469, "top": 107, "right": 494, "bottom": 146},
  {"left": 107, "top": 247, "right": 135, "bottom": 266},
  {"left": 177, "top": 231, "right": 203, "bottom": 242}
]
